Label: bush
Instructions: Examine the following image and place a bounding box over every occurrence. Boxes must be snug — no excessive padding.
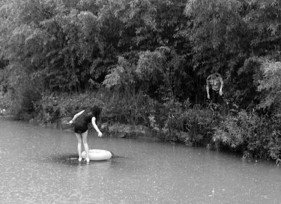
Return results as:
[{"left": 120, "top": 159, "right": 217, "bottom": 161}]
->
[
  {"left": 34, "top": 91, "right": 104, "bottom": 124},
  {"left": 102, "top": 90, "right": 156, "bottom": 126},
  {"left": 35, "top": 89, "right": 154, "bottom": 126},
  {"left": 148, "top": 99, "right": 217, "bottom": 145},
  {"left": 213, "top": 110, "right": 281, "bottom": 161},
  {"left": 180, "top": 107, "right": 217, "bottom": 145},
  {"left": 8, "top": 81, "right": 41, "bottom": 120}
]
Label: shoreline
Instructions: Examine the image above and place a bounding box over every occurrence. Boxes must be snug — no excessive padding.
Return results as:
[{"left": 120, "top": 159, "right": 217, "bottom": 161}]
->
[{"left": 0, "top": 113, "right": 279, "bottom": 165}]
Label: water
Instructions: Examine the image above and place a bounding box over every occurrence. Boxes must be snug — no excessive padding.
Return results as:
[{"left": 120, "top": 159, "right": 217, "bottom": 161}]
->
[{"left": 0, "top": 119, "right": 280, "bottom": 204}]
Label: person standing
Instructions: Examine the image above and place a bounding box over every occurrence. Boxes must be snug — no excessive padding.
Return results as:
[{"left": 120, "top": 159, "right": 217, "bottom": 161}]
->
[
  {"left": 206, "top": 73, "right": 224, "bottom": 104},
  {"left": 68, "top": 106, "right": 103, "bottom": 163}
]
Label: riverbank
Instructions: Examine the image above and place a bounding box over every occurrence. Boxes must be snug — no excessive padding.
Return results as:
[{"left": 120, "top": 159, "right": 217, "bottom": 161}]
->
[
  {"left": 1, "top": 112, "right": 279, "bottom": 168},
  {"left": 2, "top": 108, "right": 281, "bottom": 166},
  {"left": 2, "top": 90, "right": 281, "bottom": 165}
]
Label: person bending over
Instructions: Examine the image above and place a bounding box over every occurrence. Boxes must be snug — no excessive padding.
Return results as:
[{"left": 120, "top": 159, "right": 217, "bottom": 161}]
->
[
  {"left": 206, "top": 73, "right": 224, "bottom": 104},
  {"left": 68, "top": 106, "right": 103, "bottom": 163}
]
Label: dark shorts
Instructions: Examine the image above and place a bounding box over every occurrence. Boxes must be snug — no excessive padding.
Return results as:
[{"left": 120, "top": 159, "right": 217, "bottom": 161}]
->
[{"left": 74, "top": 125, "right": 88, "bottom": 134}]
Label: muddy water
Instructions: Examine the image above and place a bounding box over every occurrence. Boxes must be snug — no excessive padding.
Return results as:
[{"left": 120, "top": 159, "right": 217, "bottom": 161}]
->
[{"left": 0, "top": 118, "right": 280, "bottom": 204}]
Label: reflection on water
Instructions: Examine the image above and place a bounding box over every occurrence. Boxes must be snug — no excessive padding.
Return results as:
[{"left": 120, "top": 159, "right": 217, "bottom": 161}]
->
[
  {"left": 0, "top": 118, "right": 281, "bottom": 203},
  {"left": 48, "top": 154, "right": 82, "bottom": 166}
]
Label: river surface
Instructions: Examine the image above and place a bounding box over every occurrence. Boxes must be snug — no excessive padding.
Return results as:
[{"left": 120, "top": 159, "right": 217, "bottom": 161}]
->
[{"left": 0, "top": 119, "right": 280, "bottom": 204}]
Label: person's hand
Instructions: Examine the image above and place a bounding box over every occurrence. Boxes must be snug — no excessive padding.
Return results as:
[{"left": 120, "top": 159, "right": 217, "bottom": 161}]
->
[
  {"left": 68, "top": 120, "right": 73, "bottom": 125},
  {"left": 219, "top": 89, "right": 223, "bottom": 96},
  {"left": 98, "top": 132, "right": 103, "bottom": 137},
  {"left": 207, "top": 94, "right": 210, "bottom": 99}
]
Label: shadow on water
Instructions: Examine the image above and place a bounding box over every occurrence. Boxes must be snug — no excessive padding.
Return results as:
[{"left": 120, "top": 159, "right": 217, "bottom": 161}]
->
[{"left": 44, "top": 152, "right": 126, "bottom": 167}]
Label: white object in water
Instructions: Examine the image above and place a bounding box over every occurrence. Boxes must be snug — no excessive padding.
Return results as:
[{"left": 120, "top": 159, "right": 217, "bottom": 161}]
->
[{"left": 82, "top": 149, "right": 112, "bottom": 161}]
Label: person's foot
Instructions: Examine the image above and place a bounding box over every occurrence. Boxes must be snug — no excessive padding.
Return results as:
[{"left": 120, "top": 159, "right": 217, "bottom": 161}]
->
[
  {"left": 78, "top": 157, "right": 82, "bottom": 162},
  {"left": 85, "top": 157, "right": 90, "bottom": 164}
]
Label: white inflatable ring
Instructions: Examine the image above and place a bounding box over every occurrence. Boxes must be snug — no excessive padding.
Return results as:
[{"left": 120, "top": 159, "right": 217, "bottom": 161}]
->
[{"left": 82, "top": 149, "right": 112, "bottom": 161}]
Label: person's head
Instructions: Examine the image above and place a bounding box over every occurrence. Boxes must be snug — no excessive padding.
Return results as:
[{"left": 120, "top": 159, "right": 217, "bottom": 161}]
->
[
  {"left": 207, "top": 73, "right": 222, "bottom": 90},
  {"left": 90, "top": 105, "right": 102, "bottom": 121}
]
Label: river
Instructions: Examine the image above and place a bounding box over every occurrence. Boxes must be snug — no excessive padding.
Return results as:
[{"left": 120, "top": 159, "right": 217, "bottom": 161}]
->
[{"left": 0, "top": 118, "right": 280, "bottom": 204}]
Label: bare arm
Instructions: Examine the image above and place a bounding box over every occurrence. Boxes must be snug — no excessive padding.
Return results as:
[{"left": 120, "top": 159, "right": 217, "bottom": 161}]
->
[
  {"left": 69, "top": 110, "right": 85, "bottom": 124},
  {"left": 206, "top": 81, "right": 210, "bottom": 99},
  {"left": 219, "top": 77, "right": 223, "bottom": 95},
  {"left": 91, "top": 117, "right": 102, "bottom": 137}
]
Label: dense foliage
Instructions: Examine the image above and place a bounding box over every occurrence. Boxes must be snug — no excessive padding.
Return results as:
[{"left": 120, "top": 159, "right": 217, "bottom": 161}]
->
[{"left": 1, "top": 0, "right": 281, "bottom": 162}]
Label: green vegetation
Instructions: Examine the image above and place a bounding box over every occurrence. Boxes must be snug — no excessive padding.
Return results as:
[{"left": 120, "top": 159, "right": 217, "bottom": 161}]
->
[{"left": 1, "top": 0, "right": 281, "bottom": 162}]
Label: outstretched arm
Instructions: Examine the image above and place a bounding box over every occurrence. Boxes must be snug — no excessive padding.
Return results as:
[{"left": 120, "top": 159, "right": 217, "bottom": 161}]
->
[
  {"left": 91, "top": 117, "right": 103, "bottom": 137},
  {"left": 69, "top": 110, "right": 85, "bottom": 124}
]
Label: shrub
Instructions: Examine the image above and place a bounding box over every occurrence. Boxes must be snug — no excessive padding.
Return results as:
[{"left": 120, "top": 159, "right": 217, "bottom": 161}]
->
[
  {"left": 7, "top": 63, "right": 42, "bottom": 120},
  {"left": 178, "top": 106, "right": 217, "bottom": 145},
  {"left": 35, "top": 91, "right": 104, "bottom": 124},
  {"left": 149, "top": 98, "right": 217, "bottom": 145},
  {"left": 213, "top": 110, "right": 281, "bottom": 161},
  {"left": 102, "top": 90, "right": 156, "bottom": 126}
]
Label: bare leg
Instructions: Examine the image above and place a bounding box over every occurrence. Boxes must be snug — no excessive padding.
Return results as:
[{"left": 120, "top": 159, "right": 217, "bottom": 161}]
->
[
  {"left": 82, "top": 131, "right": 90, "bottom": 163},
  {"left": 75, "top": 133, "right": 82, "bottom": 162}
]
